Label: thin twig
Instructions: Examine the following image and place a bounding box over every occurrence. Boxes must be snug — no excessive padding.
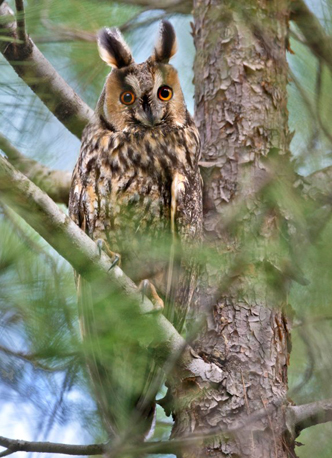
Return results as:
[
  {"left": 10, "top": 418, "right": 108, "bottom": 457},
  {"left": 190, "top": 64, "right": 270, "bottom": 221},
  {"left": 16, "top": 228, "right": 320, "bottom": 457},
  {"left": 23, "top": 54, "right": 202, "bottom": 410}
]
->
[
  {"left": 96, "top": 0, "right": 191, "bottom": 14},
  {"left": 0, "top": 395, "right": 331, "bottom": 456},
  {"left": 38, "top": 11, "right": 168, "bottom": 44},
  {"left": 0, "top": 437, "right": 106, "bottom": 457},
  {"left": 0, "top": 344, "right": 78, "bottom": 372},
  {"left": 14, "top": 0, "right": 26, "bottom": 44}
]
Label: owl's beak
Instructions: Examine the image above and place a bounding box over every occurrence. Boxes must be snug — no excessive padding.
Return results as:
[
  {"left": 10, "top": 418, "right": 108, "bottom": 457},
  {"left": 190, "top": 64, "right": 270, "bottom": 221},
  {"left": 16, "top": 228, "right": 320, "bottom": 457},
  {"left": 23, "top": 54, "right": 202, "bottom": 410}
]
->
[{"left": 141, "top": 96, "right": 158, "bottom": 126}]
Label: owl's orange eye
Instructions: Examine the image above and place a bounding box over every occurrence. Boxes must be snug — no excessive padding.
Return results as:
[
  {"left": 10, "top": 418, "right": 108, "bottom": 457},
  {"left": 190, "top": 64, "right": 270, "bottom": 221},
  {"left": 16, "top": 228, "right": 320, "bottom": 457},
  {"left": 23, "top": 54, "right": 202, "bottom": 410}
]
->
[
  {"left": 158, "top": 86, "right": 173, "bottom": 101},
  {"left": 120, "top": 91, "right": 136, "bottom": 105}
]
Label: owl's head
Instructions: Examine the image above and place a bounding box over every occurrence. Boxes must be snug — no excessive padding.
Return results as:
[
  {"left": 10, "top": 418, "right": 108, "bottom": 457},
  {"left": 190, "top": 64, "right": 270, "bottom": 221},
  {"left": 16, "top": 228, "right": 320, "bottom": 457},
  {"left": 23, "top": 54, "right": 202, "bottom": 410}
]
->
[{"left": 97, "top": 21, "right": 187, "bottom": 131}]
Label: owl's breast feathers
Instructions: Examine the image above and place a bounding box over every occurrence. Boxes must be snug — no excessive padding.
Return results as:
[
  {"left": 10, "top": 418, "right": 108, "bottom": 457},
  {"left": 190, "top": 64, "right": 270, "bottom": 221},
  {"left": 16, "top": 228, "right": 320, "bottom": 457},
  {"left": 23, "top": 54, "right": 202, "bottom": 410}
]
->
[{"left": 69, "top": 112, "right": 202, "bottom": 287}]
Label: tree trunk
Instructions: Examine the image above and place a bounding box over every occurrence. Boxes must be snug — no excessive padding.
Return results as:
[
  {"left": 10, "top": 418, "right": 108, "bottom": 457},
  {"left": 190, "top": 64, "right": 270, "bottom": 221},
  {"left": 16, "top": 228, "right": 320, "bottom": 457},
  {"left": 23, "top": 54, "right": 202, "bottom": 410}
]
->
[{"left": 170, "top": 1, "right": 295, "bottom": 457}]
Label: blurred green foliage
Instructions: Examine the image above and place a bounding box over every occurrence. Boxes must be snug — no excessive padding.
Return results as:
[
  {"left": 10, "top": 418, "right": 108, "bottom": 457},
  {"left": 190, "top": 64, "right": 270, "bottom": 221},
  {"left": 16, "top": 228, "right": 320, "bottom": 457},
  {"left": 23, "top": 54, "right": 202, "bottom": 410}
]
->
[{"left": 1, "top": 0, "right": 332, "bottom": 457}]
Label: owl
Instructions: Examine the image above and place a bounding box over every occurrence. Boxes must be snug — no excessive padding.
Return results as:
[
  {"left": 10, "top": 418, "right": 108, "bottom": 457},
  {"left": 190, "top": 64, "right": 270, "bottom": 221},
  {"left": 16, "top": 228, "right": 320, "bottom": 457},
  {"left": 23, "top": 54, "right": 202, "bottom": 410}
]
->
[{"left": 69, "top": 20, "right": 202, "bottom": 441}]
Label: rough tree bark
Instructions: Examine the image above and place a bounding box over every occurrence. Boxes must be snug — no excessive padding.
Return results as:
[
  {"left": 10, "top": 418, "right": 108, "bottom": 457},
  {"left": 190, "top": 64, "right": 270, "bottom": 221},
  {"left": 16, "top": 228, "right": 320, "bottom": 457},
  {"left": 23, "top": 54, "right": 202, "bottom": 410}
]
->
[{"left": 170, "top": 1, "right": 294, "bottom": 457}]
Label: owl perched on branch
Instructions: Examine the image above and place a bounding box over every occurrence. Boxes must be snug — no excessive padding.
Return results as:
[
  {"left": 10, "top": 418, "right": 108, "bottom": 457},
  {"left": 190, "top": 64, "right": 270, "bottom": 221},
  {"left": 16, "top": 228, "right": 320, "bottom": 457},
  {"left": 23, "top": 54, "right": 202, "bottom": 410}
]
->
[{"left": 69, "top": 20, "right": 202, "bottom": 440}]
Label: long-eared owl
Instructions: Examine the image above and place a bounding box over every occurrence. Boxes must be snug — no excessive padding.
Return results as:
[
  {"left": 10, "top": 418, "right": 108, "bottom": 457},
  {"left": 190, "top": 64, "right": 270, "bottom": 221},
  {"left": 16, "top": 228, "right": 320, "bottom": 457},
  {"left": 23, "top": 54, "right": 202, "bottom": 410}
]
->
[{"left": 69, "top": 20, "right": 202, "bottom": 440}]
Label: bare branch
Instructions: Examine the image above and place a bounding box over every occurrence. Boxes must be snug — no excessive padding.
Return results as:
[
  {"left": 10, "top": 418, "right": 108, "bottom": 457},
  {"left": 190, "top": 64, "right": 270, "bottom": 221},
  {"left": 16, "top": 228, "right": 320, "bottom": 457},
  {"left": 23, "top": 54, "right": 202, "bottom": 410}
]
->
[
  {"left": 0, "top": 2, "right": 93, "bottom": 138},
  {"left": 0, "top": 398, "right": 291, "bottom": 456},
  {"left": 287, "top": 398, "right": 332, "bottom": 435},
  {"left": 0, "top": 133, "right": 71, "bottom": 204},
  {"left": 291, "top": 0, "right": 332, "bottom": 74},
  {"left": 0, "top": 436, "right": 105, "bottom": 457}
]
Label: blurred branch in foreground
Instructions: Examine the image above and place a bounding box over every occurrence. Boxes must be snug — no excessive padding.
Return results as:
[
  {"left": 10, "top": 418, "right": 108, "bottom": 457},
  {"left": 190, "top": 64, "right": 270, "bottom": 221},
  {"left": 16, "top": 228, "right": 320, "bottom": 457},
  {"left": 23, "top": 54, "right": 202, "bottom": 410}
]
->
[
  {"left": 0, "top": 2, "right": 93, "bottom": 138},
  {"left": 0, "top": 134, "right": 71, "bottom": 204},
  {"left": 106, "top": 0, "right": 191, "bottom": 14},
  {"left": 38, "top": 9, "right": 167, "bottom": 44}
]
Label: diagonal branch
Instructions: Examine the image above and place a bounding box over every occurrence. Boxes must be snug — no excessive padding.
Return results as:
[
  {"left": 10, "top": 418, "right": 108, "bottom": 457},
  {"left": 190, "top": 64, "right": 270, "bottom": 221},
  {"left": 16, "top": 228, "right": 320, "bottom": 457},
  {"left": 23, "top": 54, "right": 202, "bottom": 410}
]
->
[
  {"left": 0, "top": 133, "right": 71, "bottom": 204},
  {"left": 0, "top": 154, "right": 222, "bottom": 385},
  {"left": 291, "top": 0, "right": 332, "bottom": 74},
  {"left": 0, "top": 2, "right": 93, "bottom": 138}
]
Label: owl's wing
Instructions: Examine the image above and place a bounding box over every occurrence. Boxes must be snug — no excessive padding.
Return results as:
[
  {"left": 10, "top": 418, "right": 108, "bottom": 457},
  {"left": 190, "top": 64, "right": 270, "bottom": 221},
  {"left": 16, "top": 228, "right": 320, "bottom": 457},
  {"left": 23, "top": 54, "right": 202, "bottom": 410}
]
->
[
  {"left": 69, "top": 145, "right": 157, "bottom": 439},
  {"left": 165, "top": 170, "right": 203, "bottom": 332}
]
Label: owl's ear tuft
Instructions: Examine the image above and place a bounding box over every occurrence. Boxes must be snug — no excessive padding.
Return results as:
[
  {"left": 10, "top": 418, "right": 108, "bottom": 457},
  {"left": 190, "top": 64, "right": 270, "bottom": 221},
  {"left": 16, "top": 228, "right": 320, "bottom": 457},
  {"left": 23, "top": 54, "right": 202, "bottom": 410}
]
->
[
  {"left": 98, "top": 28, "right": 134, "bottom": 68},
  {"left": 153, "top": 20, "right": 177, "bottom": 63}
]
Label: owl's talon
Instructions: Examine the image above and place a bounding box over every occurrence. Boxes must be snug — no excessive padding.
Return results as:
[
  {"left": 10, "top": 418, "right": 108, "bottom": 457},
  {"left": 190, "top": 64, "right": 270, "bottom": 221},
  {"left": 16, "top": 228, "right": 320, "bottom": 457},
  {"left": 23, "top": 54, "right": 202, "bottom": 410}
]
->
[
  {"left": 108, "top": 255, "right": 120, "bottom": 271},
  {"left": 96, "top": 239, "right": 121, "bottom": 269},
  {"left": 138, "top": 279, "right": 164, "bottom": 313},
  {"left": 96, "top": 239, "right": 104, "bottom": 258}
]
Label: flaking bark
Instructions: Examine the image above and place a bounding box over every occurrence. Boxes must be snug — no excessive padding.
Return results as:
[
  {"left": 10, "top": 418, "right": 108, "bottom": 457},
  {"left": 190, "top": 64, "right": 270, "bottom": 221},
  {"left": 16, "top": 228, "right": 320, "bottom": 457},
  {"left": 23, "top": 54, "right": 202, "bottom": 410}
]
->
[{"left": 170, "top": 1, "right": 294, "bottom": 457}]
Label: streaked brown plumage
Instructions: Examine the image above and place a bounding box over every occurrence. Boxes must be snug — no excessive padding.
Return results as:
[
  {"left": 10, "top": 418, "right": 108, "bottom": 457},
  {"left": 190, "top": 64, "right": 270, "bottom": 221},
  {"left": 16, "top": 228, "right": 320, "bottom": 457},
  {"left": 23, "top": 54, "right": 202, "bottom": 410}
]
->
[{"left": 69, "top": 20, "right": 202, "bottom": 440}]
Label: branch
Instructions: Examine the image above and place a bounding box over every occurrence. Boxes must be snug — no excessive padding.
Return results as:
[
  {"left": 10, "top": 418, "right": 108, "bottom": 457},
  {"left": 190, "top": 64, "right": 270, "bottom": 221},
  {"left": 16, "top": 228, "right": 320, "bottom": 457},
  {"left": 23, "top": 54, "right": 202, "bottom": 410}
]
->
[
  {"left": 0, "top": 397, "right": 294, "bottom": 456},
  {"left": 0, "top": 2, "right": 93, "bottom": 138},
  {"left": 291, "top": 0, "right": 332, "bottom": 73},
  {"left": 287, "top": 398, "right": 332, "bottom": 436},
  {"left": 0, "top": 134, "right": 71, "bottom": 204},
  {"left": 1, "top": 398, "right": 330, "bottom": 457},
  {"left": 0, "top": 437, "right": 105, "bottom": 457}
]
